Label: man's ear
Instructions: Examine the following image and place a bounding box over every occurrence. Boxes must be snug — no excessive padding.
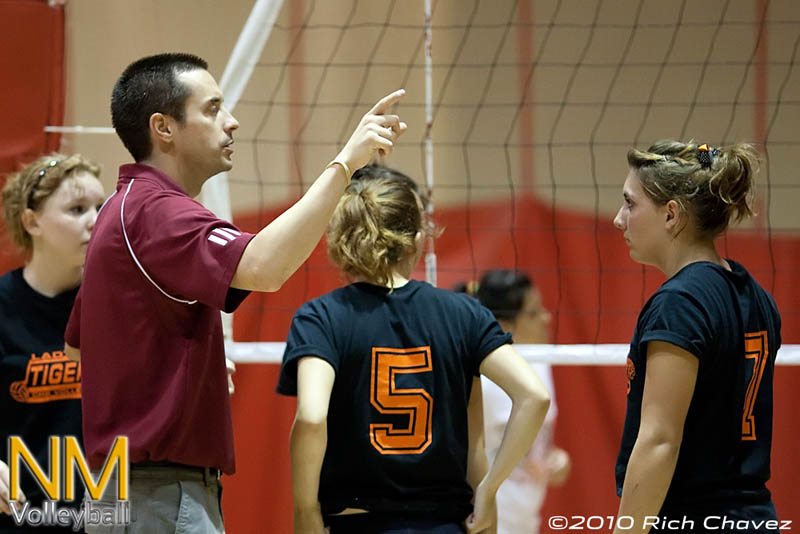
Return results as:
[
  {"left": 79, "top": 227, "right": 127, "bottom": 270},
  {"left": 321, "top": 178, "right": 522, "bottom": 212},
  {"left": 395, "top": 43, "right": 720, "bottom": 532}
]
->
[
  {"left": 149, "top": 112, "right": 174, "bottom": 146},
  {"left": 21, "top": 208, "right": 41, "bottom": 237}
]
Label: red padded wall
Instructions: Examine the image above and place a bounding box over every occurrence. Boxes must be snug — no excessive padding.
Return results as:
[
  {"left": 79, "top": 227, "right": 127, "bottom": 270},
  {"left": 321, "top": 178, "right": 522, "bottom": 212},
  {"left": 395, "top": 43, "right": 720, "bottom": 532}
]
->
[{"left": 0, "top": 0, "right": 65, "bottom": 269}]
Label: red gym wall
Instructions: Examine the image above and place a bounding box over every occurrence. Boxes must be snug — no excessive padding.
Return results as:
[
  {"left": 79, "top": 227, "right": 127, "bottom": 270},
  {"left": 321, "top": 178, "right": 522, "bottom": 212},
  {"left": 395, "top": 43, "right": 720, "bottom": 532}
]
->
[
  {"left": 0, "top": 1, "right": 64, "bottom": 180},
  {"left": 2, "top": 2, "right": 798, "bottom": 533},
  {"left": 0, "top": 1, "right": 64, "bottom": 265}
]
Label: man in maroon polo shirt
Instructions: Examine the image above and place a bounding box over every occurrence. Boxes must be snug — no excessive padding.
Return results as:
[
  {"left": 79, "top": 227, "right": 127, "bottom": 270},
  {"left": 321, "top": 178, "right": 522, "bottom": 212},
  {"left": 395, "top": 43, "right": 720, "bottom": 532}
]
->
[{"left": 64, "top": 53, "right": 406, "bottom": 533}]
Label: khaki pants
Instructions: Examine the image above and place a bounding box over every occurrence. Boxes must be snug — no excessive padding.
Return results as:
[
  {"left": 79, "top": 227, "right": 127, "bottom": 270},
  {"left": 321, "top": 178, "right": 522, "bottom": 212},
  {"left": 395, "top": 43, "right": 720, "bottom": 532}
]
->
[{"left": 84, "top": 464, "right": 224, "bottom": 534}]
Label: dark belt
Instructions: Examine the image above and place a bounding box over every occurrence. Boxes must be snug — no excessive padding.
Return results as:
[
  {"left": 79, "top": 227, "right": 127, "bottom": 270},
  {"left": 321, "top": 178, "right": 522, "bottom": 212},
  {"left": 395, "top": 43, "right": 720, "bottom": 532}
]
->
[{"left": 131, "top": 461, "right": 221, "bottom": 485}]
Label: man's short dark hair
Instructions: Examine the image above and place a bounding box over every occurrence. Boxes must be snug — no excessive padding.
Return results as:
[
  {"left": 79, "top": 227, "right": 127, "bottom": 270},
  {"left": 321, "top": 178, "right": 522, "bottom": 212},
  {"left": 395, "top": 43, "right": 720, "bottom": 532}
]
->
[{"left": 111, "top": 53, "right": 208, "bottom": 162}]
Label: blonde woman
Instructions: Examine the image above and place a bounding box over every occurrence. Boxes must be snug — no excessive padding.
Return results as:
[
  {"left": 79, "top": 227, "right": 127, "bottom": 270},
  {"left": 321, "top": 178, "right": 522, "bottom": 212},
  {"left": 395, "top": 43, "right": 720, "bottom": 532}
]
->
[
  {"left": 612, "top": 141, "right": 781, "bottom": 533},
  {"left": 0, "top": 154, "right": 104, "bottom": 532},
  {"left": 278, "top": 167, "right": 550, "bottom": 534}
]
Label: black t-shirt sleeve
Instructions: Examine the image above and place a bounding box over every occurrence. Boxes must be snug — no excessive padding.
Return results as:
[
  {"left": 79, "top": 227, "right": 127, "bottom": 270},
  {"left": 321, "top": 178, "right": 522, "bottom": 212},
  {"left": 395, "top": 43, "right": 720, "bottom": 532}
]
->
[
  {"left": 469, "top": 298, "right": 513, "bottom": 375},
  {"left": 638, "top": 289, "right": 711, "bottom": 361},
  {"left": 277, "top": 301, "right": 339, "bottom": 396},
  {"left": 770, "top": 293, "right": 782, "bottom": 351}
]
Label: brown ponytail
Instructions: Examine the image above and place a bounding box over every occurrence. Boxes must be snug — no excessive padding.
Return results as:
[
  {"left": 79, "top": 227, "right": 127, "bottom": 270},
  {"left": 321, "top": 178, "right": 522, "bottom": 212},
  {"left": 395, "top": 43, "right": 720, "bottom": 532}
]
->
[
  {"left": 627, "top": 140, "right": 758, "bottom": 236},
  {"left": 327, "top": 175, "right": 433, "bottom": 287}
]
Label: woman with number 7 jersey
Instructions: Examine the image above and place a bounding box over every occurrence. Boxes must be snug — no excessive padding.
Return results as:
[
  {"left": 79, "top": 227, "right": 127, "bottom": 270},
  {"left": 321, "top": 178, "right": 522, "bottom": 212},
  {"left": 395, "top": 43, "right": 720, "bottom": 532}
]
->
[
  {"left": 612, "top": 140, "right": 782, "bottom": 533},
  {"left": 277, "top": 165, "right": 550, "bottom": 534}
]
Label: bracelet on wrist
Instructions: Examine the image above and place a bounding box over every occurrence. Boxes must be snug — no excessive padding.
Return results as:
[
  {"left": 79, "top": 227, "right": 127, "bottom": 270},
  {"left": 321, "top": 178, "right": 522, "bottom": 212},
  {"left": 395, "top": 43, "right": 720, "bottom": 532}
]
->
[{"left": 325, "top": 160, "right": 352, "bottom": 185}]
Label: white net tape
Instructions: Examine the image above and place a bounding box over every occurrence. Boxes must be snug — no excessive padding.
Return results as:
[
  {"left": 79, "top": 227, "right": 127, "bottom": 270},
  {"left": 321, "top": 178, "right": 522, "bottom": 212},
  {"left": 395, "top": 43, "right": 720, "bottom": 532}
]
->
[{"left": 226, "top": 342, "right": 800, "bottom": 366}]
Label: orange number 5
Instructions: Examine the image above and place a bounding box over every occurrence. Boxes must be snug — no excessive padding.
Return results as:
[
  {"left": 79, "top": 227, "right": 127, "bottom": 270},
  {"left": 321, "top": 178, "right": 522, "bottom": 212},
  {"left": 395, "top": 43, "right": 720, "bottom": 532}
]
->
[
  {"left": 369, "top": 347, "right": 434, "bottom": 455},
  {"left": 742, "top": 331, "right": 768, "bottom": 441}
]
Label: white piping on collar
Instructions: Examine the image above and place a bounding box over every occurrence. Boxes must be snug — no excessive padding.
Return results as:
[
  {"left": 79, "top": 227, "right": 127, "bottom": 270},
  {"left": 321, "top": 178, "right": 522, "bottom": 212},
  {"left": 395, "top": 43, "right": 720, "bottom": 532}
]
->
[{"left": 120, "top": 179, "right": 197, "bottom": 305}]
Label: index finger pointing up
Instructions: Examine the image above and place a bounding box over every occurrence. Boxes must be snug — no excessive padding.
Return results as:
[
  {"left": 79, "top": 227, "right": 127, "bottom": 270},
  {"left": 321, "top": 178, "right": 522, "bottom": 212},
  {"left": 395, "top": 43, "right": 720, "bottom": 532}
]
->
[{"left": 369, "top": 89, "right": 406, "bottom": 115}]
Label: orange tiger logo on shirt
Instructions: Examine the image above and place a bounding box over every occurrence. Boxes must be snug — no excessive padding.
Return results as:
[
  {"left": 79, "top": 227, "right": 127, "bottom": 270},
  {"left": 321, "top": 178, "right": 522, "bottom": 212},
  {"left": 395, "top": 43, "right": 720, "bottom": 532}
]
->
[
  {"left": 625, "top": 357, "right": 636, "bottom": 395},
  {"left": 9, "top": 351, "right": 81, "bottom": 403}
]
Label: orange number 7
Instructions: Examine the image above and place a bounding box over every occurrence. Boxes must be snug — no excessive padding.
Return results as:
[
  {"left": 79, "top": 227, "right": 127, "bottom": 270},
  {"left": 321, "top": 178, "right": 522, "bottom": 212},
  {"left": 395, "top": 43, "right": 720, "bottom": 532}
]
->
[
  {"left": 369, "top": 347, "right": 434, "bottom": 455},
  {"left": 742, "top": 331, "right": 768, "bottom": 441}
]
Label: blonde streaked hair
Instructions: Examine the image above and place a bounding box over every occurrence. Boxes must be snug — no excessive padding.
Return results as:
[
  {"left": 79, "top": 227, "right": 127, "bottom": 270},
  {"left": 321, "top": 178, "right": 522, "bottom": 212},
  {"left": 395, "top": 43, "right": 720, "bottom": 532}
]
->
[
  {"left": 327, "top": 170, "right": 436, "bottom": 287},
  {"left": 627, "top": 140, "right": 758, "bottom": 237},
  {"left": 2, "top": 153, "right": 101, "bottom": 253}
]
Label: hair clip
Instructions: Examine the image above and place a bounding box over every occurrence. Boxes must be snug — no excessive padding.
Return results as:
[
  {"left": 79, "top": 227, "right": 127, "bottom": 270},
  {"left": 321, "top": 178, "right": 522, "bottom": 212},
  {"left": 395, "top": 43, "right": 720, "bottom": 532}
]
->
[
  {"left": 697, "top": 143, "right": 719, "bottom": 169},
  {"left": 27, "top": 159, "right": 60, "bottom": 208}
]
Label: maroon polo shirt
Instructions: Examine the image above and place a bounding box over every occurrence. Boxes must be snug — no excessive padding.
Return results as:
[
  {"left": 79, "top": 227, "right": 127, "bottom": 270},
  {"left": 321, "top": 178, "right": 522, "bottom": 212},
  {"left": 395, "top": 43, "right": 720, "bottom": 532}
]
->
[{"left": 65, "top": 164, "right": 255, "bottom": 474}]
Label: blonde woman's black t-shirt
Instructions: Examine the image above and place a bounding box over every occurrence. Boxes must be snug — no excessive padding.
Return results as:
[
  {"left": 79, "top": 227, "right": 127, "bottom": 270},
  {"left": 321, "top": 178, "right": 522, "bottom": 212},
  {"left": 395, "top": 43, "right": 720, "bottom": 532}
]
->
[
  {"left": 278, "top": 280, "right": 512, "bottom": 521},
  {"left": 616, "top": 260, "right": 781, "bottom": 512},
  {"left": 0, "top": 268, "right": 82, "bottom": 532}
]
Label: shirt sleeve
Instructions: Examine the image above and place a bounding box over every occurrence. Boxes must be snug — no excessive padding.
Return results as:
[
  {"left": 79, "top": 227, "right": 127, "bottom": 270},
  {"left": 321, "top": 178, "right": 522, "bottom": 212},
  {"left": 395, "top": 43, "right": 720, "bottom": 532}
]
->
[
  {"left": 124, "top": 189, "right": 255, "bottom": 312},
  {"left": 470, "top": 298, "right": 513, "bottom": 375},
  {"left": 64, "top": 287, "right": 82, "bottom": 348},
  {"left": 771, "top": 294, "right": 782, "bottom": 352},
  {"left": 638, "top": 289, "right": 712, "bottom": 361},
  {"left": 276, "top": 301, "right": 340, "bottom": 396}
]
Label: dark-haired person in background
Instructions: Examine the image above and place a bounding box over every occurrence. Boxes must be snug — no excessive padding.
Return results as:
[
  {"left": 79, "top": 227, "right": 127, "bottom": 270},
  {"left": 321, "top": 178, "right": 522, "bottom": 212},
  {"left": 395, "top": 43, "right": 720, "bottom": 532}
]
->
[
  {"left": 612, "top": 141, "right": 782, "bottom": 533},
  {"left": 0, "top": 154, "right": 105, "bottom": 532},
  {"left": 456, "top": 270, "right": 570, "bottom": 534},
  {"left": 64, "top": 53, "right": 407, "bottom": 533}
]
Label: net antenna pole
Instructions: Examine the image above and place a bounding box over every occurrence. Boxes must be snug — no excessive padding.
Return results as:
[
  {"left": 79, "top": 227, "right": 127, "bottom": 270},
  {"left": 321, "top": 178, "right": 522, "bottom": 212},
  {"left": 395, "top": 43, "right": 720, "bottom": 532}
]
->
[
  {"left": 201, "top": 0, "right": 285, "bottom": 342},
  {"left": 423, "top": 0, "right": 437, "bottom": 287}
]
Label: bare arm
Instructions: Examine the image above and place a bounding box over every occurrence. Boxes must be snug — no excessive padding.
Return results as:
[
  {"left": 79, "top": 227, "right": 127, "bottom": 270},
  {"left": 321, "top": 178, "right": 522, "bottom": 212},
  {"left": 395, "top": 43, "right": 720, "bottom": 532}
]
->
[
  {"left": 613, "top": 341, "right": 698, "bottom": 534},
  {"left": 65, "top": 342, "right": 80, "bottom": 362},
  {"left": 466, "top": 344, "right": 550, "bottom": 533},
  {"left": 466, "top": 377, "right": 489, "bottom": 490},
  {"left": 290, "top": 357, "right": 335, "bottom": 534},
  {"left": 231, "top": 90, "right": 408, "bottom": 292},
  {"left": 466, "top": 377, "right": 497, "bottom": 534},
  {"left": 545, "top": 447, "right": 571, "bottom": 486},
  {"left": 226, "top": 357, "right": 236, "bottom": 395},
  {"left": 0, "top": 459, "right": 25, "bottom": 516}
]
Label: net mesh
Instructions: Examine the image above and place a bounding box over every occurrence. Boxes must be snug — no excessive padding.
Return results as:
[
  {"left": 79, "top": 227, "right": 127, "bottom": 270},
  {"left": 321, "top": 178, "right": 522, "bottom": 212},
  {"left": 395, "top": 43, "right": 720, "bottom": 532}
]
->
[{"left": 223, "top": 0, "right": 800, "bottom": 350}]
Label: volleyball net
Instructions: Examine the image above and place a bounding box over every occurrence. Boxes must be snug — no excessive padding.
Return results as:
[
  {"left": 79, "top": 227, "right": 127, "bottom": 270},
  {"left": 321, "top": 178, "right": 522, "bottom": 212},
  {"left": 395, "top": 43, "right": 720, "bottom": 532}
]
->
[{"left": 54, "top": 0, "right": 800, "bottom": 364}]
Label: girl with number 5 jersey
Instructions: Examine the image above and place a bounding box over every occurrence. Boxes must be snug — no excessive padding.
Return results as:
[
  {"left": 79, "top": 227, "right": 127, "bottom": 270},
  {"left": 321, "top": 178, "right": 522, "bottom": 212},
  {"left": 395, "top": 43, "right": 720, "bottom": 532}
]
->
[
  {"left": 612, "top": 141, "right": 782, "bottom": 533},
  {"left": 277, "top": 166, "right": 550, "bottom": 534}
]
